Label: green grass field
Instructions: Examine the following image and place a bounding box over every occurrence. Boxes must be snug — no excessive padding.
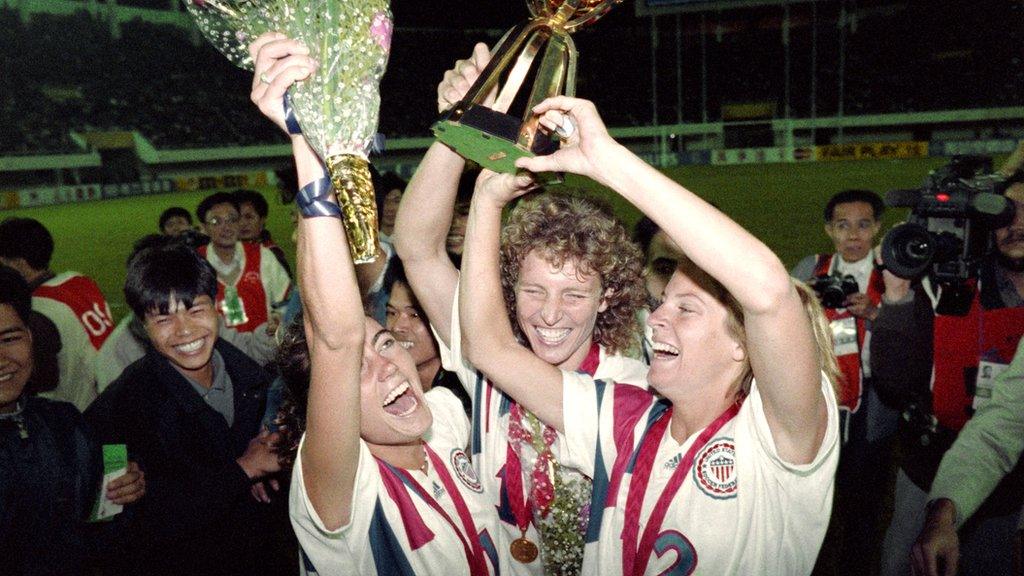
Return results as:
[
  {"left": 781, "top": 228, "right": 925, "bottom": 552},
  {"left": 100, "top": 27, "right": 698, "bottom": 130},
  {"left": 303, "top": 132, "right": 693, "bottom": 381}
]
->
[{"left": 3, "top": 156, "right": 961, "bottom": 320}]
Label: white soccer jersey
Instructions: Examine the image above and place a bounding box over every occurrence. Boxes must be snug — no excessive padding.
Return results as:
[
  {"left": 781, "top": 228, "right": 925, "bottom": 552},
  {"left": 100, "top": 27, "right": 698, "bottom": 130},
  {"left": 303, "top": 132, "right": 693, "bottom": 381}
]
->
[
  {"left": 436, "top": 287, "right": 649, "bottom": 576},
  {"left": 290, "top": 388, "right": 499, "bottom": 576},
  {"left": 558, "top": 374, "right": 839, "bottom": 576},
  {"left": 32, "top": 272, "right": 114, "bottom": 411}
]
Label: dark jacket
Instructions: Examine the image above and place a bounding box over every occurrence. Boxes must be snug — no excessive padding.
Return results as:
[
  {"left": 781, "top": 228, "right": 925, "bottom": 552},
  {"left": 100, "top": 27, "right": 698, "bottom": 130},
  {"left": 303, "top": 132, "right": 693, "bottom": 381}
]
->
[
  {"left": 0, "top": 397, "right": 114, "bottom": 575},
  {"left": 84, "top": 338, "right": 281, "bottom": 576}
]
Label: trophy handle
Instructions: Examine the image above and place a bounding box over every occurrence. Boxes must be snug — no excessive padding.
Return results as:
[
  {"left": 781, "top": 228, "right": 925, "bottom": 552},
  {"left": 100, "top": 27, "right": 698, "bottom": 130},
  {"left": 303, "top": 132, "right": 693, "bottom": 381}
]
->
[
  {"left": 446, "top": 21, "right": 542, "bottom": 119},
  {"left": 518, "top": 32, "right": 577, "bottom": 151}
]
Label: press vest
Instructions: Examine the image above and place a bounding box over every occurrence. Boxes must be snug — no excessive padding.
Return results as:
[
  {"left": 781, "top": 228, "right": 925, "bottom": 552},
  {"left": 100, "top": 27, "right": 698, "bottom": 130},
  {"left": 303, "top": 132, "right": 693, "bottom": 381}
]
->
[
  {"left": 198, "top": 243, "right": 268, "bottom": 333},
  {"left": 929, "top": 277, "right": 1024, "bottom": 431},
  {"left": 813, "top": 254, "right": 884, "bottom": 412}
]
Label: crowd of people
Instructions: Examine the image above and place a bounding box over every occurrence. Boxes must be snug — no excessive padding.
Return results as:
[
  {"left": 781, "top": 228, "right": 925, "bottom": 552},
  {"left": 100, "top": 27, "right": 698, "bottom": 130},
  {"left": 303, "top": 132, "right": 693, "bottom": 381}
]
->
[{"left": 2, "top": 26, "right": 1024, "bottom": 576}]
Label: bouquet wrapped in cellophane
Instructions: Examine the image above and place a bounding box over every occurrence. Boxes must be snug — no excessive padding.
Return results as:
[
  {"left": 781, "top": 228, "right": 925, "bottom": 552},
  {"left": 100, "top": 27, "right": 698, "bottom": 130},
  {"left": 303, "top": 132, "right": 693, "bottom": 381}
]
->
[{"left": 186, "top": 0, "right": 392, "bottom": 263}]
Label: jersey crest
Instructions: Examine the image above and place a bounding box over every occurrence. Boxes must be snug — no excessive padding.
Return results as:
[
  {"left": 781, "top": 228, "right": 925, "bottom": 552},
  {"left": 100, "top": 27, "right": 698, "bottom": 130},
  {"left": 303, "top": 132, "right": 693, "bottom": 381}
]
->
[
  {"left": 692, "top": 438, "right": 738, "bottom": 499},
  {"left": 450, "top": 448, "right": 482, "bottom": 493}
]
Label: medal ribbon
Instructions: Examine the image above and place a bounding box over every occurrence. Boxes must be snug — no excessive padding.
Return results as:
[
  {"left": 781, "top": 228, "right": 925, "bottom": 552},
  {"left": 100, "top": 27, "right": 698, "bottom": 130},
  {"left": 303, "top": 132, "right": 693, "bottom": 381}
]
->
[
  {"left": 503, "top": 442, "right": 532, "bottom": 535},
  {"left": 380, "top": 444, "right": 490, "bottom": 576},
  {"left": 503, "top": 341, "right": 602, "bottom": 524},
  {"left": 621, "top": 397, "right": 744, "bottom": 576}
]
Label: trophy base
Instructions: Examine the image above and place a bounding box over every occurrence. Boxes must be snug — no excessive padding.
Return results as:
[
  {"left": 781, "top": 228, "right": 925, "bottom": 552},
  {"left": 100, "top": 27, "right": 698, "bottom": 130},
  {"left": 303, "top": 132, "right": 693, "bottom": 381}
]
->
[{"left": 433, "top": 106, "right": 563, "bottom": 185}]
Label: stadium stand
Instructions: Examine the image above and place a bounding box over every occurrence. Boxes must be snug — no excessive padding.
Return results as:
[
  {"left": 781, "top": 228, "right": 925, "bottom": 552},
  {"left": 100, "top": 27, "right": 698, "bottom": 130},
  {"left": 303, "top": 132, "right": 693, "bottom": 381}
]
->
[{"left": 0, "top": 1, "right": 1022, "bottom": 153}]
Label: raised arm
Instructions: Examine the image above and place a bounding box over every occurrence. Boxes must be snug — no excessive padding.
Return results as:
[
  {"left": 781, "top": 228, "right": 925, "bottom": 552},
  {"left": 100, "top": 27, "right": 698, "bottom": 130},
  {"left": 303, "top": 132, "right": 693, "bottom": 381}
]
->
[
  {"left": 518, "top": 97, "right": 827, "bottom": 463},
  {"left": 392, "top": 43, "right": 491, "bottom": 346},
  {"left": 456, "top": 171, "right": 570, "bottom": 430},
  {"left": 249, "top": 33, "right": 364, "bottom": 530}
]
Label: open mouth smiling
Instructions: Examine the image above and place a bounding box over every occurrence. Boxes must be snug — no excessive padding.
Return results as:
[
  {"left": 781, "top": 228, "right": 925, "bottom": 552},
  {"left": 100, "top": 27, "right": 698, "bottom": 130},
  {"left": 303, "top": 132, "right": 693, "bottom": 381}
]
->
[
  {"left": 382, "top": 381, "right": 418, "bottom": 416},
  {"left": 173, "top": 338, "right": 205, "bottom": 355},
  {"left": 535, "top": 327, "right": 571, "bottom": 344},
  {"left": 651, "top": 341, "right": 680, "bottom": 359}
]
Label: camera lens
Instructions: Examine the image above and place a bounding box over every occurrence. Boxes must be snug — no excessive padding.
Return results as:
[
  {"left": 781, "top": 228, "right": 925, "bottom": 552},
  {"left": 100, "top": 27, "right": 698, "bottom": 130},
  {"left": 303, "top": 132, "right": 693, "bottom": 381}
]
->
[
  {"left": 905, "top": 237, "right": 932, "bottom": 260},
  {"left": 881, "top": 222, "right": 934, "bottom": 279}
]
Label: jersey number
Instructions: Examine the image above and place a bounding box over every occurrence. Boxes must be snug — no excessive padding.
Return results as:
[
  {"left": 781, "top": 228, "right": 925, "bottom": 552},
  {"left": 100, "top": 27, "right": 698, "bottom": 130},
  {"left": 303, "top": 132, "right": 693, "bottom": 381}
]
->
[
  {"left": 80, "top": 302, "right": 113, "bottom": 336},
  {"left": 654, "top": 529, "right": 697, "bottom": 576}
]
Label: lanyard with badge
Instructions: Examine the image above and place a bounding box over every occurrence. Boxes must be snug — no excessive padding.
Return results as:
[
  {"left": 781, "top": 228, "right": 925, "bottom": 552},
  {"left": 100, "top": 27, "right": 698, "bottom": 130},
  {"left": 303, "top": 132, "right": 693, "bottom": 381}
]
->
[{"left": 221, "top": 285, "right": 249, "bottom": 327}]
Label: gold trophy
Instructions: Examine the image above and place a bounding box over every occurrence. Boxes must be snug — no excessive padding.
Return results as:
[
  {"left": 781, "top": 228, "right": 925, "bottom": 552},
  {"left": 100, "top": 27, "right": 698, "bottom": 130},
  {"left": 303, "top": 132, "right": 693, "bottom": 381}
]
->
[{"left": 432, "top": 0, "right": 621, "bottom": 175}]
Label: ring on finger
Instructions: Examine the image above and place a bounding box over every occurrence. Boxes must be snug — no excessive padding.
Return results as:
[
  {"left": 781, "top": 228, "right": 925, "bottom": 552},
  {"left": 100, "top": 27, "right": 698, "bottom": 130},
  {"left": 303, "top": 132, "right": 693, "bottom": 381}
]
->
[
  {"left": 259, "top": 72, "right": 271, "bottom": 85},
  {"left": 554, "top": 113, "right": 576, "bottom": 139}
]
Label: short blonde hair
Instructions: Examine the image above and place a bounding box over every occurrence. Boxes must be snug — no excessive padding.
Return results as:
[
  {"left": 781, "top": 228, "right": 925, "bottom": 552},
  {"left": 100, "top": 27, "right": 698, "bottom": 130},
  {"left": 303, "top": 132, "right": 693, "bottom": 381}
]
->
[{"left": 673, "top": 257, "right": 840, "bottom": 397}]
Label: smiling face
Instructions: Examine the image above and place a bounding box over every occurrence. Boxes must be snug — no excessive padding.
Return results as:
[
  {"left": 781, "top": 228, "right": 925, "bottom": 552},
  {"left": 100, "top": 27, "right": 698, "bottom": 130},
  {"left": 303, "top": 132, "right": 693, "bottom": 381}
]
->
[
  {"left": 202, "top": 202, "right": 241, "bottom": 250},
  {"left": 646, "top": 269, "right": 746, "bottom": 399},
  {"left": 514, "top": 250, "right": 607, "bottom": 370},
  {"left": 0, "top": 304, "right": 32, "bottom": 414},
  {"left": 385, "top": 282, "right": 439, "bottom": 369},
  {"left": 994, "top": 185, "right": 1024, "bottom": 264},
  {"left": 825, "top": 201, "right": 880, "bottom": 263},
  {"left": 237, "top": 202, "right": 267, "bottom": 243},
  {"left": 143, "top": 294, "right": 219, "bottom": 385},
  {"left": 359, "top": 318, "right": 432, "bottom": 445}
]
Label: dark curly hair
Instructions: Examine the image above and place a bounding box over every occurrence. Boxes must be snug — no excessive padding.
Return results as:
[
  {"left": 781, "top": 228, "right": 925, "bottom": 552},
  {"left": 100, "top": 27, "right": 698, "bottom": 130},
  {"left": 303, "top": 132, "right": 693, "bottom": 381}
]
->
[
  {"left": 500, "top": 192, "right": 646, "bottom": 356},
  {"left": 272, "top": 315, "right": 312, "bottom": 470}
]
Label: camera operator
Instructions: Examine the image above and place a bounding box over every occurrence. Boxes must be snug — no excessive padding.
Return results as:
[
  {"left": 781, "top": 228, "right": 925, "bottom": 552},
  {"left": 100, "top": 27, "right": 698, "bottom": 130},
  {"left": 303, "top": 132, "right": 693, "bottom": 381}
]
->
[
  {"left": 791, "top": 189, "right": 895, "bottom": 575},
  {"left": 873, "top": 177, "right": 1024, "bottom": 576}
]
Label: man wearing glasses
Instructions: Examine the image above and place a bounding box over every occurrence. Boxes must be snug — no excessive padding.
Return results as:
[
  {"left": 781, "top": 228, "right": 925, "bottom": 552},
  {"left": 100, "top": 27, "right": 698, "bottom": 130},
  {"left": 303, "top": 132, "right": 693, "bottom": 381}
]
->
[
  {"left": 791, "top": 188, "right": 894, "bottom": 575},
  {"left": 196, "top": 192, "right": 290, "bottom": 334}
]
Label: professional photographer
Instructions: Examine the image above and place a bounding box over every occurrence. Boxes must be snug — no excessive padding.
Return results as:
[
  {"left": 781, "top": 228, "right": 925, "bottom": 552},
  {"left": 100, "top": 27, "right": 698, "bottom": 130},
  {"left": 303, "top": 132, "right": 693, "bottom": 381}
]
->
[
  {"left": 792, "top": 189, "right": 895, "bottom": 575},
  {"left": 873, "top": 169, "right": 1024, "bottom": 576}
]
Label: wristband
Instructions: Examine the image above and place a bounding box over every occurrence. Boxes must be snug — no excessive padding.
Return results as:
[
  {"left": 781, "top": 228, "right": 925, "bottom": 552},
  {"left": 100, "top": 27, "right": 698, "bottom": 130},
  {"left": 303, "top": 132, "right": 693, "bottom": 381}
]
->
[
  {"left": 296, "top": 177, "right": 341, "bottom": 218},
  {"left": 283, "top": 92, "right": 302, "bottom": 136}
]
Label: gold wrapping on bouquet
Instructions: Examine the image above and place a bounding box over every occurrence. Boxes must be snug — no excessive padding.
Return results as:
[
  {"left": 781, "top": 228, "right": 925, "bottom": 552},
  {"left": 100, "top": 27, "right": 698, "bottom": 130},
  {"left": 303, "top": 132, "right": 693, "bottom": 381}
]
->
[{"left": 326, "top": 154, "right": 378, "bottom": 264}]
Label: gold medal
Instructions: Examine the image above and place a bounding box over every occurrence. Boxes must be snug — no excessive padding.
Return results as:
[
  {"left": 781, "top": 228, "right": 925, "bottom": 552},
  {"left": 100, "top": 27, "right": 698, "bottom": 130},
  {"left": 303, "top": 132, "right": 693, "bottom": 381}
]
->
[{"left": 510, "top": 536, "right": 539, "bottom": 564}]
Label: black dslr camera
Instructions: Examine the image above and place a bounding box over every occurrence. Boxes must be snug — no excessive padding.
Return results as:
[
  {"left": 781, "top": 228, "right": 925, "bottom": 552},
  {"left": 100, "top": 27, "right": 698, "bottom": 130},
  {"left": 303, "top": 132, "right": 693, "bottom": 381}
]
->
[
  {"left": 810, "top": 274, "right": 859, "bottom": 309},
  {"left": 881, "top": 156, "right": 1016, "bottom": 292}
]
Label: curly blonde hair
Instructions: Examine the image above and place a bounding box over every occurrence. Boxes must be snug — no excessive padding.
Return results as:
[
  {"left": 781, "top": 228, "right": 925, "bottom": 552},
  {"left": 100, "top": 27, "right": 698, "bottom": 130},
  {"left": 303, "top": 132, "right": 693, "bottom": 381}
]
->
[{"left": 499, "top": 192, "right": 646, "bottom": 356}]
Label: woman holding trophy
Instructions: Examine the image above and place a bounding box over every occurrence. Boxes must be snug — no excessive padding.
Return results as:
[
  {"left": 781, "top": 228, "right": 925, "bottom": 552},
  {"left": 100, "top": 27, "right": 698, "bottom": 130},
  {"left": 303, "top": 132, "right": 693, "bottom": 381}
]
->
[
  {"left": 247, "top": 34, "right": 498, "bottom": 576},
  {"left": 456, "top": 96, "right": 841, "bottom": 574}
]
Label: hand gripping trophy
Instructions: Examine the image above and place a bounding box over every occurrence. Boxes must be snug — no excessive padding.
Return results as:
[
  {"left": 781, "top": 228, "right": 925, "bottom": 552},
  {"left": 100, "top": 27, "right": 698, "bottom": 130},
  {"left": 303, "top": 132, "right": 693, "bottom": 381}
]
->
[
  {"left": 186, "top": 0, "right": 392, "bottom": 263},
  {"left": 433, "top": 0, "right": 622, "bottom": 175}
]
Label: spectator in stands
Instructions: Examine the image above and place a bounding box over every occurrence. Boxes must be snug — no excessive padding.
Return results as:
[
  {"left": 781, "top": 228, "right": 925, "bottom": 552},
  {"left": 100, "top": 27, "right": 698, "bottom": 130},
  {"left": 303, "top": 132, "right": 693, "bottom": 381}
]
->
[
  {"left": 158, "top": 206, "right": 194, "bottom": 236},
  {"left": 196, "top": 192, "right": 291, "bottom": 334},
  {"left": 383, "top": 257, "right": 472, "bottom": 417},
  {"left": 911, "top": 337, "right": 1024, "bottom": 576},
  {"left": 374, "top": 170, "right": 406, "bottom": 240},
  {"left": 95, "top": 235, "right": 278, "bottom": 391},
  {"left": 84, "top": 240, "right": 290, "bottom": 576},
  {"left": 790, "top": 189, "right": 895, "bottom": 575},
  {"left": 0, "top": 266, "right": 146, "bottom": 576},
  {"left": 0, "top": 217, "right": 115, "bottom": 411},
  {"left": 873, "top": 180, "right": 1024, "bottom": 576},
  {"left": 232, "top": 189, "right": 292, "bottom": 278}
]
